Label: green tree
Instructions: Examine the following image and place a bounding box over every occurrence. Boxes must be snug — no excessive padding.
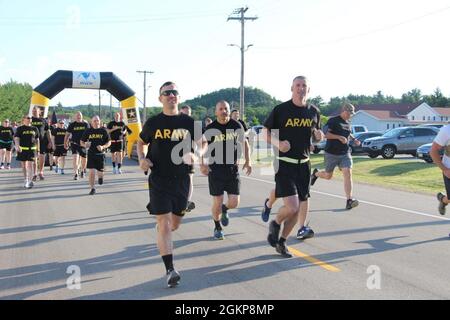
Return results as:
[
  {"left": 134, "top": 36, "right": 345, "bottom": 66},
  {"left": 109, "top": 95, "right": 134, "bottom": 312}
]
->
[
  {"left": 401, "top": 88, "right": 423, "bottom": 103},
  {"left": 0, "top": 80, "right": 33, "bottom": 121}
]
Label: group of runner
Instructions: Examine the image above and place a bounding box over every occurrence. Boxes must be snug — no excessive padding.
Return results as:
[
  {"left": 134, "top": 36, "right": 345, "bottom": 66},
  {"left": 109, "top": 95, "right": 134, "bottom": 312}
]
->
[
  {"left": 4, "top": 75, "right": 449, "bottom": 290},
  {"left": 136, "top": 77, "right": 361, "bottom": 287},
  {"left": 3, "top": 107, "right": 131, "bottom": 192}
]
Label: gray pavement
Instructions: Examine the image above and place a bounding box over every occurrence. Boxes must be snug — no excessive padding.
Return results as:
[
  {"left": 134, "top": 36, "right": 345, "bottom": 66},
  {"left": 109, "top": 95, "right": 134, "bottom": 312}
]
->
[{"left": 1, "top": 155, "right": 450, "bottom": 300}]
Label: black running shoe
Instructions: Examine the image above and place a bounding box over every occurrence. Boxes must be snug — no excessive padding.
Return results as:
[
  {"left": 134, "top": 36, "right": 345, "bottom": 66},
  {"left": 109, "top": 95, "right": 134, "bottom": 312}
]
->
[
  {"left": 261, "top": 198, "right": 271, "bottom": 222},
  {"left": 221, "top": 204, "right": 229, "bottom": 226},
  {"left": 80, "top": 171, "right": 85, "bottom": 178},
  {"left": 276, "top": 242, "right": 292, "bottom": 258},
  {"left": 296, "top": 226, "right": 315, "bottom": 240},
  {"left": 32, "top": 175, "right": 37, "bottom": 182},
  {"left": 89, "top": 188, "right": 96, "bottom": 195},
  {"left": 98, "top": 178, "right": 103, "bottom": 185},
  {"left": 166, "top": 269, "right": 181, "bottom": 288},
  {"left": 437, "top": 192, "right": 447, "bottom": 215},
  {"left": 346, "top": 199, "right": 359, "bottom": 210},
  {"left": 186, "top": 201, "right": 196, "bottom": 213},
  {"left": 268, "top": 220, "right": 280, "bottom": 247},
  {"left": 310, "top": 168, "right": 319, "bottom": 186},
  {"left": 74, "top": 174, "right": 78, "bottom": 181}
]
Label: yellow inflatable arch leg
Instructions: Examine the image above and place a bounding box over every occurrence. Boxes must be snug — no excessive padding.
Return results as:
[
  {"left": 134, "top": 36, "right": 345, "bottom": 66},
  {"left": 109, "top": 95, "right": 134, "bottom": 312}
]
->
[
  {"left": 120, "top": 96, "right": 142, "bottom": 158},
  {"left": 29, "top": 91, "right": 50, "bottom": 118}
]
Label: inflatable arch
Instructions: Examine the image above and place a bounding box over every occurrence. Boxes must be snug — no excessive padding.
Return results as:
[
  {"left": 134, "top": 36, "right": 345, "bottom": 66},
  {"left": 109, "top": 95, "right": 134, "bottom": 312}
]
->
[{"left": 29, "top": 70, "right": 141, "bottom": 158}]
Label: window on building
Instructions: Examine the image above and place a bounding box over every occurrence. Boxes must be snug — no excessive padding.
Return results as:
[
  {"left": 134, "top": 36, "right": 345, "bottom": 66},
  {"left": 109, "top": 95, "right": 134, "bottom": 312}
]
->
[
  {"left": 433, "top": 116, "right": 436, "bottom": 121},
  {"left": 387, "top": 124, "right": 390, "bottom": 130},
  {"left": 412, "top": 116, "right": 415, "bottom": 120},
  {"left": 423, "top": 116, "right": 426, "bottom": 120},
  {"left": 442, "top": 117, "right": 444, "bottom": 121},
  {"left": 428, "top": 116, "right": 431, "bottom": 121},
  {"left": 393, "top": 124, "right": 396, "bottom": 128}
]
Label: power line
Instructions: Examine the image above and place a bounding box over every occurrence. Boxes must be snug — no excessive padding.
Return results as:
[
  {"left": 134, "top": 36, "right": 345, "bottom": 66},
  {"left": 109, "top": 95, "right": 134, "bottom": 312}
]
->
[
  {"left": 0, "top": 11, "right": 224, "bottom": 27},
  {"left": 256, "top": 5, "right": 450, "bottom": 50}
]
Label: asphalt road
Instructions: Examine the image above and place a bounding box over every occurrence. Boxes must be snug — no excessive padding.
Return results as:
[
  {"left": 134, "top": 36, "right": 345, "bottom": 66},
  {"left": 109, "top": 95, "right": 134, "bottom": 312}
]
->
[{"left": 1, "top": 155, "right": 450, "bottom": 300}]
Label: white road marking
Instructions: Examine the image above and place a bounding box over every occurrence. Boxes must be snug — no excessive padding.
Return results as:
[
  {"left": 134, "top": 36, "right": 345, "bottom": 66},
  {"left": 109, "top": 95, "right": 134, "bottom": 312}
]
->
[{"left": 242, "top": 176, "right": 450, "bottom": 222}]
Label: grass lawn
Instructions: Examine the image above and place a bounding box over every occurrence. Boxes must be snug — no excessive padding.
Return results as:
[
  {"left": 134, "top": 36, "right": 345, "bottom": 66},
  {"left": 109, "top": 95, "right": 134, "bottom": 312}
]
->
[{"left": 251, "top": 150, "right": 444, "bottom": 195}]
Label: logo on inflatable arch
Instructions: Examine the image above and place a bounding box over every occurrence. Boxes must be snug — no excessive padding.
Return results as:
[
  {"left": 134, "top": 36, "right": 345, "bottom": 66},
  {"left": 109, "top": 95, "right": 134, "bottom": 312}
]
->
[
  {"left": 72, "top": 71, "right": 100, "bottom": 89},
  {"left": 125, "top": 108, "right": 138, "bottom": 124}
]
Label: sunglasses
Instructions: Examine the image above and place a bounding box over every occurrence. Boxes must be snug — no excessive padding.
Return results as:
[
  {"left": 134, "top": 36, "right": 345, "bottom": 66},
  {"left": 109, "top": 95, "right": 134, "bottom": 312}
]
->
[{"left": 160, "top": 90, "right": 179, "bottom": 97}]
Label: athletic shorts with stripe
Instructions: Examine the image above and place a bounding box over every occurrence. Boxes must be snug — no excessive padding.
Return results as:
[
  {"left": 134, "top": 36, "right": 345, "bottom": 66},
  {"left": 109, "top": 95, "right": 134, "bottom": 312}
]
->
[{"left": 275, "top": 160, "right": 311, "bottom": 201}]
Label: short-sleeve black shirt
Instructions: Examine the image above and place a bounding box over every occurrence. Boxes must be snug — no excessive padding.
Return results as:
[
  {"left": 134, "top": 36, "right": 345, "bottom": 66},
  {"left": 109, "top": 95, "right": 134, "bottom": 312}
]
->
[
  {"left": 80, "top": 128, "right": 111, "bottom": 155},
  {"left": 139, "top": 113, "right": 195, "bottom": 177},
  {"left": 14, "top": 125, "right": 40, "bottom": 148},
  {"left": 52, "top": 127, "right": 67, "bottom": 146},
  {"left": 0, "top": 126, "right": 14, "bottom": 142},
  {"left": 263, "top": 100, "right": 321, "bottom": 160},
  {"left": 107, "top": 121, "right": 131, "bottom": 141},
  {"left": 31, "top": 117, "right": 48, "bottom": 140},
  {"left": 67, "top": 121, "right": 90, "bottom": 144},
  {"left": 324, "top": 115, "right": 351, "bottom": 155},
  {"left": 203, "top": 119, "right": 245, "bottom": 170}
]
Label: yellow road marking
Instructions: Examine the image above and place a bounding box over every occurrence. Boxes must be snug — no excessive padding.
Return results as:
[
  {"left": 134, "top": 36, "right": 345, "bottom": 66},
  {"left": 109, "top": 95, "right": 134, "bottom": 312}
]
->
[{"left": 288, "top": 246, "right": 341, "bottom": 272}]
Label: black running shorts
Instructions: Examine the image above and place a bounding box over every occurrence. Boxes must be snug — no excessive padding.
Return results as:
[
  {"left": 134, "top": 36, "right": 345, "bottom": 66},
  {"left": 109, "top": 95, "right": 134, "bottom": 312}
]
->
[
  {"left": 87, "top": 153, "right": 105, "bottom": 172},
  {"left": 110, "top": 141, "right": 123, "bottom": 153},
  {"left": 148, "top": 173, "right": 190, "bottom": 216},
  {"left": 54, "top": 146, "right": 67, "bottom": 157},
  {"left": 275, "top": 160, "right": 311, "bottom": 201},
  {"left": 0, "top": 142, "right": 13, "bottom": 151},
  {"left": 16, "top": 150, "right": 36, "bottom": 162},
  {"left": 208, "top": 166, "right": 241, "bottom": 196},
  {"left": 39, "top": 140, "right": 48, "bottom": 155},
  {"left": 71, "top": 143, "right": 87, "bottom": 158}
]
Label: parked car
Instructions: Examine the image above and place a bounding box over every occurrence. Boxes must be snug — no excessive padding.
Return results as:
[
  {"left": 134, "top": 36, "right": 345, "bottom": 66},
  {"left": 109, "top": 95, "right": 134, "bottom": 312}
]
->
[
  {"left": 351, "top": 124, "right": 368, "bottom": 134},
  {"left": 350, "top": 131, "right": 383, "bottom": 153},
  {"left": 312, "top": 124, "right": 370, "bottom": 154},
  {"left": 418, "top": 123, "right": 444, "bottom": 129},
  {"left": 362, "top": 126, "right": 439, "bottom": 159},
  {"left": 416, "top": 142, "right": 444, "bottom": 163}
]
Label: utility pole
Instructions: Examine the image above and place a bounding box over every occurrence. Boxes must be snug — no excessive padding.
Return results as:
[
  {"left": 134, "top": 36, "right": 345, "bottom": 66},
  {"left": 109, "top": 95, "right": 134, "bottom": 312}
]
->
[
  {"left": 98, "top": 89, "right": 101, "bottom": 117},
  {"left": 110, "top": 93, "right": 113, "bottom": 120},
  {"left": 136, "top": 70, "right": 154, "bottom": 123},
  {"left": 227, "top": 7, "right": 257, "bottom": 120}
]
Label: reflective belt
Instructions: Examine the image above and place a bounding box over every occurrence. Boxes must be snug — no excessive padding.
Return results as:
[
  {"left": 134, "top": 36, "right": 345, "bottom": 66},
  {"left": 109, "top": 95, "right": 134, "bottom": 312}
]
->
[
  {"left": 0, "top": 139, "right": 12, "bottom": 144},
  {"left": 111, "top": 140, "right": 123, "bottom": 143},
  {"left": 277, "top": 156, "right": 310, "bottom": 164},
  {"left": 20, "top": 146, "right": 37, "bottom": 151}
]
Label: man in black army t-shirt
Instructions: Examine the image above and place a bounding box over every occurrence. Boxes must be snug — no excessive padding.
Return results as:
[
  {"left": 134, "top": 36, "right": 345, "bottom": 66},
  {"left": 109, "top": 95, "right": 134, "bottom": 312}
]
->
[
  {"left": 80, "top": 116, "right": 111, "bottom": 195},
  {"left": 65, "top": 112, "right": 90, "bottom": 180},
  {"left": 31, "top": 107, "right": 53, "bottom": 181},
  {"left": 14, "top": 115, "right": 40, "bottom": 189},
  {"left": 51, "top": 120, "right": 68, "bottom": 174},
  {"left": 107, "top": 112, "right": 132, "bottom": 174},
  {"left": 310, "top": 103, "right": 360, "bottom": 210},
  {"left": 263, "top": 76, "right": 324, "bottom": 258},
  {"left": 201, "top": 100, "right": 252, "bottom": 240},
  {"left": 0, "top": 119, "right": 15, "bottom": 170},
  {"left": 137, "top": 81, "right": 207, "bottom": 288}
]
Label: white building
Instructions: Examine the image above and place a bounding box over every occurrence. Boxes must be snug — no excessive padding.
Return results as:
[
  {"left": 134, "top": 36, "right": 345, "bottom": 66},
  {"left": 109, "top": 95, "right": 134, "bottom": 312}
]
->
[{"left": 349, "top": 102, "right": 449, "bottom": 132}]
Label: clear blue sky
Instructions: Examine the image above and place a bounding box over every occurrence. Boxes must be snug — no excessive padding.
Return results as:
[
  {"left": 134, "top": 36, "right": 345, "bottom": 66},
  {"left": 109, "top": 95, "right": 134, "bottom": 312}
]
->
[{"left": 1, "top": 0, "right": 449, "bottom": 109}]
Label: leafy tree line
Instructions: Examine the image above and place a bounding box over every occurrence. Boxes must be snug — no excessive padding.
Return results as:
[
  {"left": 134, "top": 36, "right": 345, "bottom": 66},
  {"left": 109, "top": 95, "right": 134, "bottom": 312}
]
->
[{"left": 1, "top": 80, "right": 449, "bottom": 127}]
